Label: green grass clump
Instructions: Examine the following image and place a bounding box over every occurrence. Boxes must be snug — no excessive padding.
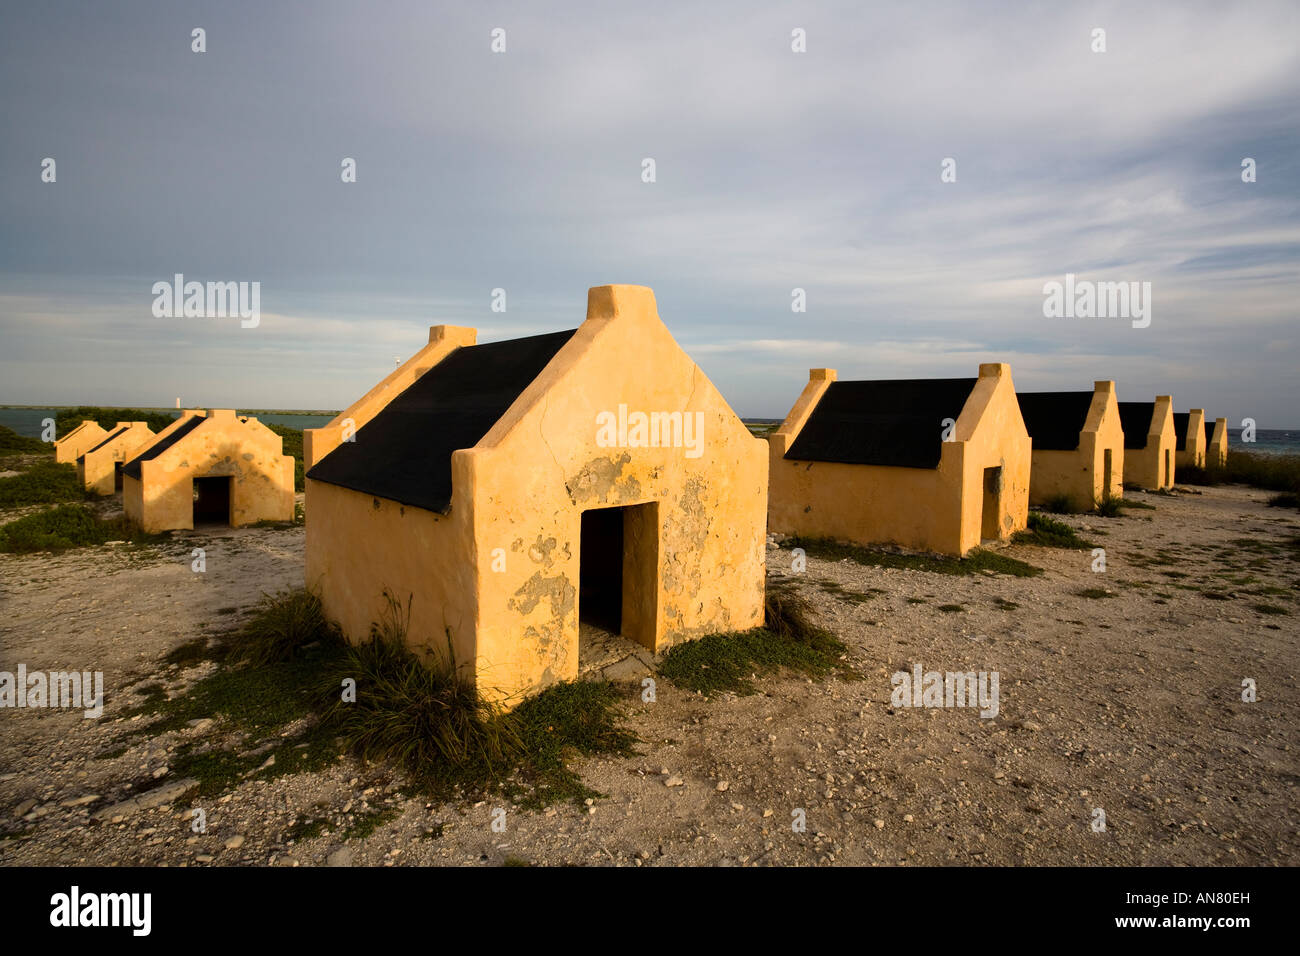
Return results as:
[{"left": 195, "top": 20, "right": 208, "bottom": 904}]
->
[
  {"left": 115, "top": 588, "right": 639, "bottom": 808},
  {"left": 0, "top": 504, "right": 157, "bottom": 553},
  {"left": 786, "top": 536, "right": 1042, "bottom": 577},
  {"left": 1076, "top": 587, "right": 1116, "bottom": 599},
  {"left": 658, "top": 587, "right": 851, "bottom": 696},
  {"left": 0, "top": 425, "right": 49, "bottom": 455},
  {"left": 1267, "top": 493, "right": 1300, "bottom": 510},
  {"left": 0, "top": 460, "right": 87, "bottom": 508},
  {"left": 1012, "top": 512, "right": 1096, "bottom": 549},
  {"left": 223, "top": 588, "right": 340, "bottom": 666},
  {"left": 319, "top": 590, "right": 637, "bottom": 806}
]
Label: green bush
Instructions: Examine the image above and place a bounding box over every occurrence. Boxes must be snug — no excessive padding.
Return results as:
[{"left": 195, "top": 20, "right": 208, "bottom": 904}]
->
[
  {"left": 0, "top": 504, "right": 154, "bottom": 553},
  {"left": 0, "top": 460, "right": 87, "bottom": 508},
  {"left": 0, "top": 425, "right": 49, "bottom": 455},
  {"left": 1012, "top": 512, "right": 1095, "bottom": 549}
]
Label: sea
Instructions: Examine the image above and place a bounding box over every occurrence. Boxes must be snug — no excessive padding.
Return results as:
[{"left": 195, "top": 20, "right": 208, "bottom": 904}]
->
[
  {"left": 2, "top": 408, "right": 1298, "bottom": 454},
  {"left": 0, "top": 408, "right": 334, "bottom": 435}
]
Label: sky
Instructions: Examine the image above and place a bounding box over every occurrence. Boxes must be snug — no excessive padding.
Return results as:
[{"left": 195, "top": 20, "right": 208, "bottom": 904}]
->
[{"left": 1, "top": 1, "right": 1297, "bottom": 424}]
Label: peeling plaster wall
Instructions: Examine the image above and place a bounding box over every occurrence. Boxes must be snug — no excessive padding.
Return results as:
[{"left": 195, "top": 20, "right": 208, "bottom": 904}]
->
[
  {"left": 769, "top": 364, "right": 1030, "bottom": 556},
  {"left": 466, "top": 285, "right": 768, "bottom": 705}
]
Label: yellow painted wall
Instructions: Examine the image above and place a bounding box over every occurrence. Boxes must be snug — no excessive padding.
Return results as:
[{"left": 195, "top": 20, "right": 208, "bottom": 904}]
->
[
  {"left": 1124, "top": 396, "right": 1176, "bottom": 490},
  {"left": 306, "top": 285, "right": 768, "bottom": 708},
  {"left": 1176, "top": 408, "right": 1207, "bottom": 470},
  {"left": 1207, "top": 418, "right": 1228, "bottom": 468},
  {"left": 1027, "top": 381, "right": 1125, "bottom": 512},
  {"left": 123, "top": 409, "right": 294, "bottom": 533},
  {"left": 53, "top": 421, "right": 108, "bottom": 464},
  {"left": 78, "top": 422, "right": 155, "bottom": 496},
  {"left": 768, "top": 363, "right": 1030, "bottom": 556}
]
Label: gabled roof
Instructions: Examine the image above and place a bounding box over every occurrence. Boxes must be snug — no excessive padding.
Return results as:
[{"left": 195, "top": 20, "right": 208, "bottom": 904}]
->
[
  {"left": 122, "top": 415, "right": 202, "bottom": 480},
  {"left": 307, "top": 329, "right": 578, "bottom": 513},
  {"left": 784, "top": 378, "right": 977, "bottom": 469},
  {"left": 1016, "top": 391, "right": 1094, "bottom": 451},
  {"left": 1172, "top": 412, "right": 1202, "bottom": 452},
  {"left": 78, "top": 425, "right": 129, "bottom": 462},
  {"left": 1117, "top": 402, "right": 1156, "bottom": 450}
]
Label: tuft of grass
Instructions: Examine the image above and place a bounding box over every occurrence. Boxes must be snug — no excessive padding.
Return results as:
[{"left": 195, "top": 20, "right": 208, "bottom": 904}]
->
[
  {"left": 1075, "top": 587, "right": 1116, "bottom": 599},
  {"left": 223, "top": 588, "right": 341, "bottom": 666},
  {"left": 319, "top": 590, "right": 637, "bottom": 807},
  {"left": 1041, "top": 493, "right": 1078, "bottom": 515},
  {"left": 1267, "top": 493, "right": 1300, "bottom": 510},
  {"left": 785, "top": 536, "right": 1042, "bottom": 577},
  {"left": 937, "top": 603, "right": 964, "bottom": 613},
  {"left": 1252, "top": 602, "right": 1290, "bottom": 616},
  {"left": 993, "top": 597, "right": 1020, "bottom": 610},
  {"left": 0, "top": 461, "right": 88, "bottom": 508},
  {"left": 657, "top": 586, "right": 851, "bottom": 697},
  {"left": 0, "top": 504, "right": 159, "bottom": 553},
  {"left": 1013, "top": 512, "right": 1096, "bottom": 549}
]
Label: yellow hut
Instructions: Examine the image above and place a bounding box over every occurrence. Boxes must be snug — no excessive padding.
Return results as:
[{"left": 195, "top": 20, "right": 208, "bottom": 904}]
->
[
  {"left": 767, "top": 363, "right": 1031, "bottom": 556},
  {"left": 1206, "top": 417, "right": 1229, "bottom": 468},
  {"left": 305, "top": 285, "right": 767, "bottom": 708},
  {"left": 1174, "top": 409, "right": 1207, "bottom": 470},
  {"left": 1016, "top": 381, "right": 1124, "bottom": 512},
  {"left": 122, "top": 409, "right": 294, "bottom": 532},
  {"left": 53, "top": 421, "right": 109, "bottom": 464},
  {"left": 77, "top": 422, "right": 155, "bottom": 495},
  {"left": 1117, "top": 396, "right": 1176, "bottom": 490}
]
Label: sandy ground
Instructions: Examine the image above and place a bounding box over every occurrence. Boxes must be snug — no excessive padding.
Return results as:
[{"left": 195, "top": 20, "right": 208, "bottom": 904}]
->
[{"left": 1, "top": 484, "right": 1296, "bottom": 867}]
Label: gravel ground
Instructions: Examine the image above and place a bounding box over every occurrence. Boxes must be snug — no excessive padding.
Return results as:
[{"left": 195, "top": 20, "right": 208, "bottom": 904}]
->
[{"left": 1, "top": 483, "right": 1296, "bottom": 867}]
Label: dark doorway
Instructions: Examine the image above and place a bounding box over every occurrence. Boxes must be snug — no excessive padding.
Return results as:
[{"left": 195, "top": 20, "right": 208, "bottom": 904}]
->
[
  {"left": 981, "top": 466, "right": 1002, "bottom": 541},
  {"left": 1102, "top": 448, "right": 1113, "bottom": 498},
  {"left": 193, "top": 476, "right": 232, "bottom": 525},
  {"left": 1164, "top": 449, "right": 1171, "bottom": 487},
  {"left": 579, "top": 507, "right": 624, "bottom": 632},
  {"left": 113, "top": 462, "right": 124, "bottom": 492},
  {"left": 578, "top": 502, "right": 659, "bottom": 653}
]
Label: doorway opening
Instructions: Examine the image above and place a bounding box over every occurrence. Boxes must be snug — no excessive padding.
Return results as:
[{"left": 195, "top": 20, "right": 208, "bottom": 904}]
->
[
  {"left": 578, "top": 502, "right": 659, "bottom": 670},
  {"left": 980, "top": 467, "right": 1003, "bottom": 541},
  {"left": 1102, "top": 448, "right": 1113, "bottom": 497},
  {"left": 1164, "top": 449, "right": 1171, "bottom": 487},
  {"left": 113, "top": 462, "right": 124, "bottom": 492},
  {"left": 193, "top": 476, "right": 232, "bottom": 526}
]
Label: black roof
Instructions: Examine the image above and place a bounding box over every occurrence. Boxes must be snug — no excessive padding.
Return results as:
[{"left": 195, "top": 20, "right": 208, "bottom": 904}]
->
[
  {"left": 122, "top": 415, "right": 204, "bottom": 480},
  {"left": 1016, "top": 391, "right": 1095, "bottom": 451},
  {"left": 78, "top": 425, "right": 129, "bottom": 463},
  {"left": 1172, "top": 412, "right": 1203, "bottom": 452},
  {"left": 307, "top": 329, "right": 577, "bottom": 513},
  {"left": 784, "top": 378, "right": 976, "bottom": 469},
  {"left": 1117, "top": 402, "right": 1156, "bottom": 450}
]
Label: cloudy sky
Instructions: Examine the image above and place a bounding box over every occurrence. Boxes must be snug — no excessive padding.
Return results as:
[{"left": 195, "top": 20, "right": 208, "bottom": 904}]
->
[{"left": 1, "top": 1, "right": 1297, "bottom": 424}]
